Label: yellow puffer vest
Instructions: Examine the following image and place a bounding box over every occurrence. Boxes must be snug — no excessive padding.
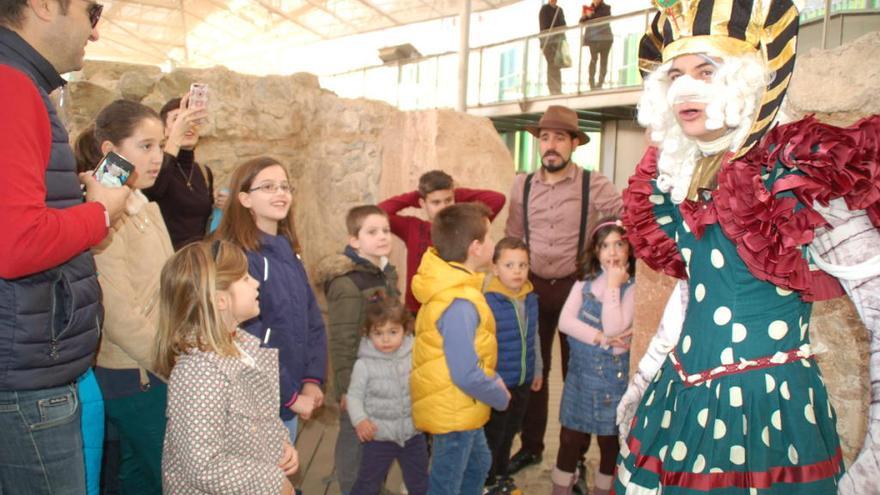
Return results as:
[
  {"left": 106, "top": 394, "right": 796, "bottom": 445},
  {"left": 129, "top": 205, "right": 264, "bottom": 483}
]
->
[{"left": 410, "top": 248, "right": 498, "bottom": 434}]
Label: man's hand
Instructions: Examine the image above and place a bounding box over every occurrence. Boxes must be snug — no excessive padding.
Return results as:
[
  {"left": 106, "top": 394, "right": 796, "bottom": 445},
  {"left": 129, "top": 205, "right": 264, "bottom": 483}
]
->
[
  {"left": 277, "top": 442, "right": 299, "bottom": 476},
  {"left": 531, "top": 375, "right": 544, "bottom": 392},
  {"left": 214, "top": 188, "right": 229, "bottom": 210},
  {"left": 290, "top": 394, "right": 315, "bottom": 420},
  {"left": 280, "top": 478, "right": 294, "bottom": 495},
  {"left": 79, "top": 173, "right": 130, "bottom": 225},
  {"left": 355, "top": 419, "right": 378, "bottom": 442},
  {"left": 301, "top": 382, "right": 324, "bottom": 410},
  {"left": 164, "top": 94, "right": 207, "bottom": 156}
]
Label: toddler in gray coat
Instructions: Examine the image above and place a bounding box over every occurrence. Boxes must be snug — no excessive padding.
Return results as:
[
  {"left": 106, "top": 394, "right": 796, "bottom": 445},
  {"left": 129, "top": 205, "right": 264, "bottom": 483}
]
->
[{"left": 347, "top": 296, "right": 429, "bottom": 495}]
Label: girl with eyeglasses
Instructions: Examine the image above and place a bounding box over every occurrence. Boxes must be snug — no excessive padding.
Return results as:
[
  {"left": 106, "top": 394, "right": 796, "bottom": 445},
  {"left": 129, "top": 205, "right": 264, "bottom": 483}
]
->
[
  {"left": 74, "top": 99, "right": 175, "bottom": 495},
  {"left": 216, "top": 157, "right": 328, "bottom": 455}
]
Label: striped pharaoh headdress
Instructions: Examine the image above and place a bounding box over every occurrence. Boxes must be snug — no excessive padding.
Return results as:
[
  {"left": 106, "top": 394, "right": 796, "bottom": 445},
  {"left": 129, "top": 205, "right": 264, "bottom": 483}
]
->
[{"left": 639, "top": 0, "right": 800, "bottom": 159}]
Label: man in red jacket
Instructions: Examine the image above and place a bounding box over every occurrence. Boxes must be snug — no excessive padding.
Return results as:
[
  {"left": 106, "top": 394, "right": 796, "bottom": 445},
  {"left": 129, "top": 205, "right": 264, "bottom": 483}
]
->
[
  {"left": 1, "top": 1, "right": 128, "bottom": 493},
  {"left": 379, "top": 170, "right": 506, "bottom": 313}
]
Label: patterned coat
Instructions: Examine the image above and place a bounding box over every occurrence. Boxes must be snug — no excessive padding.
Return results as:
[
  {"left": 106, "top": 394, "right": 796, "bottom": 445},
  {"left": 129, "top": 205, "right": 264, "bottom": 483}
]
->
[{"left": 162, "top": 332, "right": 289, "bottom": 494}]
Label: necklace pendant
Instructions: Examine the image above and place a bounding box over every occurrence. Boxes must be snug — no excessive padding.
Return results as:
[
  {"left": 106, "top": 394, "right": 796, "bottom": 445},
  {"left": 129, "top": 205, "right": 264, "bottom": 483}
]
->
[{"left": 186, "top": 181, "right": 193, "bottom": 190}]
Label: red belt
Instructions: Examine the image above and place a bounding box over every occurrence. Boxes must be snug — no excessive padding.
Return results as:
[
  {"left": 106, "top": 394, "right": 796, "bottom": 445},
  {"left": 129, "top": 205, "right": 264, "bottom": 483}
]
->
[{"left": 669, "top": 344, "right": 815, "bottom": 387}]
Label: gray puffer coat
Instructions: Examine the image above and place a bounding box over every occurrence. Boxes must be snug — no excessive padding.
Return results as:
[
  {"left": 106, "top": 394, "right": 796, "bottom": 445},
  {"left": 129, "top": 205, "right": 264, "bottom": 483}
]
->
[{"left": 346, "top": 335, "right": 418, "bottom": 446}]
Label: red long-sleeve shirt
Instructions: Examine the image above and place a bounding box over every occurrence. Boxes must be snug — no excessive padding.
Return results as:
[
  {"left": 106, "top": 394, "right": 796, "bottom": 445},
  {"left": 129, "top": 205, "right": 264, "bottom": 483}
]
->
[
  {"left": 0, "top": 65, "right": 107, "bottom": 279},
  {"left": 378, "top": 188, "right": 506, "bottom": 313}
]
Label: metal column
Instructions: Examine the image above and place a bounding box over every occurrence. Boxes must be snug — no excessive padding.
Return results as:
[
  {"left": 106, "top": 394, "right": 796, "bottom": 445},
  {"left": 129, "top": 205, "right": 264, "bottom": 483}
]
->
[{"left": 457, "top": 0, "right": 472, "bottom": 112}]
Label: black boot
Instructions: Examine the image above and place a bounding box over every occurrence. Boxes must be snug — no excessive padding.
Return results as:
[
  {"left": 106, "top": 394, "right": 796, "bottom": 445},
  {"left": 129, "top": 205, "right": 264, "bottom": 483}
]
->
[{"left": 507, "top": 449, "right": 542, "bottom": 475}]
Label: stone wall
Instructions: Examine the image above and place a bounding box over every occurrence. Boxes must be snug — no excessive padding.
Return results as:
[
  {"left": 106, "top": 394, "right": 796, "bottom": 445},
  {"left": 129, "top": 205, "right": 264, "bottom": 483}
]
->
[{"left": 62, "top": 61, "right": 514, "bottom": 282}]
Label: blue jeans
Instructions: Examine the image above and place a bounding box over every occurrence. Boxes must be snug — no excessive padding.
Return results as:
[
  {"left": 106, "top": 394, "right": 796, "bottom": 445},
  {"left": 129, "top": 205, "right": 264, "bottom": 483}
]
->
[
  {"left": 0, "top": 383, "right": 86, "bottom": 494},
  {"left": 428, "top": 428, "right": 491, "bottom": 495},
  {"left": 284, "top": 415, "right": 299, "bottom": 445}
]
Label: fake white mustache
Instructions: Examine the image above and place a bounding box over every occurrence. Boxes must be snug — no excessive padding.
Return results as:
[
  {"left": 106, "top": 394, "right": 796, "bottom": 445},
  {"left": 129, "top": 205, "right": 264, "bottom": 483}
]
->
[{"left": 667, "top": 74, "right": 719, "bottom": 106}]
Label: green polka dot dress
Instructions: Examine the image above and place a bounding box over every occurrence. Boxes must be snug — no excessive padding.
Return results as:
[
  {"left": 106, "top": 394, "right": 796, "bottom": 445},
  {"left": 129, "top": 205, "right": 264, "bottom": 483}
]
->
[{"left": 614, "top": 141, "right": 848, "bottom": 494}]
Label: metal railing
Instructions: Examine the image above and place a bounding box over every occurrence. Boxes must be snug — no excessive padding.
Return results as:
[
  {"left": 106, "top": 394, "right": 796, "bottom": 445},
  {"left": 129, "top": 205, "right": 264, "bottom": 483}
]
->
[{"left": 321, "top": 1, "right": 880, "bottom": 112}]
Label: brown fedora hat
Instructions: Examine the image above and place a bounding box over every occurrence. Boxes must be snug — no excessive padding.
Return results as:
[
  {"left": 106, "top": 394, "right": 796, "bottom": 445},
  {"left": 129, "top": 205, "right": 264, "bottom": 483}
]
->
[{"left": 525, "top": 105, "right": 589, "bottom": 144}]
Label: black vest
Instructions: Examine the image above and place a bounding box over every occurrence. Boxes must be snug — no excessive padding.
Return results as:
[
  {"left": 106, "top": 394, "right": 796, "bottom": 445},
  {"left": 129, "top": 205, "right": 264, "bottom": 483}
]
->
[{"left": 0, "top": 28, "right": 101, "bottom": 390}]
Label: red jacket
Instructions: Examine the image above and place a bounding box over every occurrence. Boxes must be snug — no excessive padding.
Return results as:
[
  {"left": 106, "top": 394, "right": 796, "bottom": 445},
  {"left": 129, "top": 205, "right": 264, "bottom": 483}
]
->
[{"left": 378, "top": 188, "right": 506, "bottom": 313}]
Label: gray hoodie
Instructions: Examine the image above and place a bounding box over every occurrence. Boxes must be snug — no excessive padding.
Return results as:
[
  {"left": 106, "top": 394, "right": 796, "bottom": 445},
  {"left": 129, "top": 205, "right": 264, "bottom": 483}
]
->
[{"left": 347, "top": 335, "right": 419, "bottom": 446}]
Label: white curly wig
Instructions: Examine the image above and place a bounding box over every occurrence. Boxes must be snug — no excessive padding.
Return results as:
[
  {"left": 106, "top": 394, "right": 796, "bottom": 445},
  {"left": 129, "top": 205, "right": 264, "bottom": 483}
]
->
[{"left": 637, "top": 53, "right": 770, "bottom": 204}]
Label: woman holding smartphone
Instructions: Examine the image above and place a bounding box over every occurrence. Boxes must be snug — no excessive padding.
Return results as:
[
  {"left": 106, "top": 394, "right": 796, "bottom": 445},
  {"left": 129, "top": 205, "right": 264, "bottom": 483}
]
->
[{"left": 75, "top": 99, "right": 175, "bottom": 495}]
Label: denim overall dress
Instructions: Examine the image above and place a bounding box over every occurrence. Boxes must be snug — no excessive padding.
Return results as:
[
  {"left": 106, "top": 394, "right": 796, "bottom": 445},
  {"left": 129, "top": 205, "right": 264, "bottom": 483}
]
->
[{"left": 559, "top": 277, "right": 633, "bottom": 435}]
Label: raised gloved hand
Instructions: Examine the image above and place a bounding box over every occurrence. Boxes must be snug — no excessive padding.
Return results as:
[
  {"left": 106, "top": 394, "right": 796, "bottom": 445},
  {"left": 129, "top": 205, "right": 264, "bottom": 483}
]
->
[{"left": 617, "top": 279, "right": 688, "bottom": 445}]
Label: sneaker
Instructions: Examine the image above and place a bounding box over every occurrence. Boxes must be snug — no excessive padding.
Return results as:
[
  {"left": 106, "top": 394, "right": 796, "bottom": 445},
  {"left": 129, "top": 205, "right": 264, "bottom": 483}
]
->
[{"left": 507, "top": 449, "right": 542, "bottom": 475}]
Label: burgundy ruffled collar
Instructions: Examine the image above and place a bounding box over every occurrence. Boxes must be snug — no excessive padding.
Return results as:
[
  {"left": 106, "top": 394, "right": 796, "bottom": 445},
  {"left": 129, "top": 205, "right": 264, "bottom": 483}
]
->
[{"left": 623, "top": 115, "right": 880, "bottom": 302}]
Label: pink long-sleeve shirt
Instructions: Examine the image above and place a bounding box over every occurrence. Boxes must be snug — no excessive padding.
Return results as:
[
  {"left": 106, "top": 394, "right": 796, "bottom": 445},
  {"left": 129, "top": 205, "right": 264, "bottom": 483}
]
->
[{"left": 558, "top": 272, "right": 634, "bottom": 355}]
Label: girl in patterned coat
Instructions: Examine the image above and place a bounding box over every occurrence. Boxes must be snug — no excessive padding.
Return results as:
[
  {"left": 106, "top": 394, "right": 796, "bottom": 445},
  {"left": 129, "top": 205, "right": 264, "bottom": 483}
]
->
[
  {"left": 155, "top": 240, "right": 299, "bottom": 494},
  {"left": 552, "top": 219, "right": 635, "bottom": 495}
]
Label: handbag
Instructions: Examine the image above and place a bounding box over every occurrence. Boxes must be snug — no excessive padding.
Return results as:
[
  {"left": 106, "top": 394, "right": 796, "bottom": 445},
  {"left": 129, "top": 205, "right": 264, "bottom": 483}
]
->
[{"left": 556, "top": 37, "right": 573, "bottom": 68}]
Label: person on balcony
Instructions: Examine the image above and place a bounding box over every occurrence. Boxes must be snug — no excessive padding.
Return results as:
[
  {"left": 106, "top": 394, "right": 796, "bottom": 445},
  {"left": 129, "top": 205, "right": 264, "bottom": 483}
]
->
[
  {"left": 539, "top": 0, "right": 567, "bottom": 95},
  {"left": 580, "top": 0, "right": 613, "bottom": 90}
]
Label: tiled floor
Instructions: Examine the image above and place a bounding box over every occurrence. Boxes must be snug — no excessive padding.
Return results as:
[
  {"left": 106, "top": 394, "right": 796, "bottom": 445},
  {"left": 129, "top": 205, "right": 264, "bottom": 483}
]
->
[{"left": 292, "top": 335, "right": 602, "bottom": 494}]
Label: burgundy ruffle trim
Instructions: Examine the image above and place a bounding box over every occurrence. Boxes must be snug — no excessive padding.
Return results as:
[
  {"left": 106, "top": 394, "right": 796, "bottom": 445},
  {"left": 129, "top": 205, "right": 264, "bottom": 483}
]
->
[
  {"left": 623, "top": 116, "right": 880, "bottom": 301},
  {"left": 622, "top": 146, "right": 687, "bottom": 280},
  {"left": 713, "top": 115, "right": 880, "bottom": 301}
]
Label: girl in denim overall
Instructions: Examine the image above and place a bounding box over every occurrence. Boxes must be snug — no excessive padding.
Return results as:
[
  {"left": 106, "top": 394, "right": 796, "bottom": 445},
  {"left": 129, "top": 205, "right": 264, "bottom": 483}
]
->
[{"left": 552, "top": 219, "right": 635, "bottom": 495}]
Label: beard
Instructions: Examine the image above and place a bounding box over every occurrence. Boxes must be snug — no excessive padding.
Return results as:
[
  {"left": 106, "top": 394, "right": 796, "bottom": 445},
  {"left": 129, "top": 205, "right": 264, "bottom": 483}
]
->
[{"left": 541, "top": 152, "right": 570, "bottom": 173}]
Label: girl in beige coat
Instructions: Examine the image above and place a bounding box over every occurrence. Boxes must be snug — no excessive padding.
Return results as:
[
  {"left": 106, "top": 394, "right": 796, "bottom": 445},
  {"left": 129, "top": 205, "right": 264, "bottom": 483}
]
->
[
  {"left": 155, "top": 240, "right": 298, "bottom": 494},
  {"left": 77, "top": 99, "right": 175, "bottom": 493}
]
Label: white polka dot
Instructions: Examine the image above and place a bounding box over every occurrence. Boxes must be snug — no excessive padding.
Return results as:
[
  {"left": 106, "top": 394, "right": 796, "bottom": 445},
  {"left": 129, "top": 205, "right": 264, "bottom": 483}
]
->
[
  {"left": 730, "top": 445, "right": 746, "bottom": 465},
  {"left": 730, "top": 387, "right": 743, "bottom": 407},
  {"left": 710, "top": 468, "right": 723, "bottom": 473},
  {"left": 649, "top": 194, "right": 665, "bottom": 205},
  {"left": 732, "top": 323, "right": 747, "bottom": 343},
  {"left": 693, "top": 411, "right": 707, "bottom": 431},
  {"left": 742, "top": 415, "right": 748, "bottom": 435},
  {"left": 645, "top": 390, "right": 655, "bottom": 406},
  {"left": 662, "top": 410, "right": 672, "bottom": 428},
  {"left": 714, "top": 307, "right": 732, "bottom": 326},
  {"left": 769, "top": 320, "right": 789, "bottom": 340},
  {"left": 788, "top": 445, "right": 799, "bottom": 464},
  {"left": 681, "top": 248, "right": 692, "bottom": 264},
  {"left": 658, "top": 216, "right": 673, "bottom": 225},
  {"left": 671, "top": 441, "right": 687, "bottom": 461},
  {"left": 716, "top": 383, "right": 721, "bottom": 399},
  {"left": 762, "top": 426, "right": 770, "bottom": 447},
  {"left": 695, "top": 284, "right": 706, "bottom": 302},
  {"left": 801, "top": 322, "right": 808, "bottom": 340},
  {"left": 802, "top": 359, "right": 812, "bottom": 368},
  {"left": 771, "top": 410, "right": 782, "bottom": 430},
  {"left": 780, "top": 381, "right": 791, "bottom": 400},
  {"left": 683, "top": 221, "right": 691, "bottom": 233},
  {"left": 659, "top": 445, "right": 668, "bottom": 460},
  {"left": 714, "top": 419, "right": 727, "bottom": 439},
  {"left": 828, "top": 400, "right": 833, "bottom": 418},
  {"left": 692, "top": 454, "right": 706, "bottom": 473},
  {"left": 750, "top": 488, "right": 758, "bottom": 495},
  {"left": 682, "top": 335, "right": 692, "bottom": 354},
  {"left": 809, "top": 388, "right": 814, "bottom": 404},
  {"left": 644, "top": 416, "right": 649, "bottom": 428},
  {"left": 805, "top": 404, "right": 816, "bottom": 424},
  {"left": 776, "top": 287, "right": 793, "bottom": 296},
  {"left": 765, "top": 374, "right": 776, "bottom": 393},
  {"left": 721, "top": 347, "right": 734, "bottom": 365},
  {"left": 711, "top": 249, "right": 725, "bottom": 268}
]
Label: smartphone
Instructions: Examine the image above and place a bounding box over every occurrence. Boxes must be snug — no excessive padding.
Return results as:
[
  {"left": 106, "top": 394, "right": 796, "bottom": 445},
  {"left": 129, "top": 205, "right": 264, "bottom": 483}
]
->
[
  {"left": 188, "top": 83, "right": 209, "bottom": 110},
  {"left": 94, "top": 151, "right": 136, "bottom": 188}
]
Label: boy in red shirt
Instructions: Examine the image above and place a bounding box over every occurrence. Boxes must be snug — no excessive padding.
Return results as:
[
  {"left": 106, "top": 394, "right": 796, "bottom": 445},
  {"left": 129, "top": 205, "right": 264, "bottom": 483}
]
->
[{"left": 379, "top": 170, "right": 505, "bottom": 313}]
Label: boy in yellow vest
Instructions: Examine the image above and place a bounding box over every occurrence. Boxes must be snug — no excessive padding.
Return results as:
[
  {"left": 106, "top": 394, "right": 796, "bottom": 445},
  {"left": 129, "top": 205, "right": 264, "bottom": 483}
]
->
[{"left": 410, "top": 203, "right": 511, "bottom": 494}]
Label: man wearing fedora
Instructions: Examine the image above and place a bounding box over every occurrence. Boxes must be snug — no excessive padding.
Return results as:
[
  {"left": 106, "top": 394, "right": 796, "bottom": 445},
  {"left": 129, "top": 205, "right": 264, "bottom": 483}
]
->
[{"left": 504, "top": 105, "right": 622, "bottom": 478}]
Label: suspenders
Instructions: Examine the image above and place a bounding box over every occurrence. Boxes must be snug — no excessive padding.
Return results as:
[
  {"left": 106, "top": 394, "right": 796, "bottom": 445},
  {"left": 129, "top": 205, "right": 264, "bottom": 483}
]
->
[{"left": 522, "top": 168, "right": 592, "bottom": 256}]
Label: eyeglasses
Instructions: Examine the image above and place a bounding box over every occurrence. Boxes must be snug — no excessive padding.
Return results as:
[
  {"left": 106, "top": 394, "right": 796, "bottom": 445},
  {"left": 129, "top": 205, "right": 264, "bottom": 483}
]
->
[
  {"left": 248, "top": 182, "right": 293, "bottom": 194},
  {"left": 87, "top": 2, "right": 103, "bottom": 29}
]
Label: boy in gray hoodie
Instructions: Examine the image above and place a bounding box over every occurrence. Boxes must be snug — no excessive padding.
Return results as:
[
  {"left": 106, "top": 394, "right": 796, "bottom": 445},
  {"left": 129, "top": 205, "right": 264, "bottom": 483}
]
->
[{"left": 347, "top": 296, "right": 428, "bottom": 495}]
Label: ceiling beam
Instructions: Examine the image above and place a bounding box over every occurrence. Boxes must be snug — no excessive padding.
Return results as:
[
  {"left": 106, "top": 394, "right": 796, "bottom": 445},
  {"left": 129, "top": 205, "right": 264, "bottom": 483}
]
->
[
  {"left": 299, "top": 0, "right": 360, "bottom": 30},
  {"left": 109, "top": 0, "right": 179, "bottom": 11},
  {"left": 352, "top": 0, "right": 401, "bottom": 26},
  {"left": 94, "top": 36, "right": 166, "bottom": 62},
  {"left": 108, "top": 15, "right": 185, "bottom": 29},
  {"left": 102, "top": 17, "right": 176, "bottom": 59},
  {"left": 252, "top": 0, "right": 328, "bottom": 39}
]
